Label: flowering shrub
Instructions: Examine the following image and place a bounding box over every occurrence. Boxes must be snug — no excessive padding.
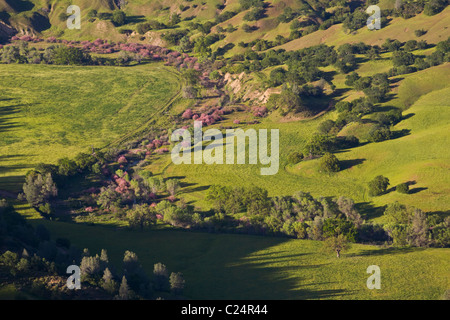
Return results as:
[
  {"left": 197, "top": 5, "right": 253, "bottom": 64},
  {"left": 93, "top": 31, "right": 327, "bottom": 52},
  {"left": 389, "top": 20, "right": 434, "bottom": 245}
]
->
[
  {"left": 182, "top": 108, "right": 194, "bottom": 119},
  {"left": 117, "top": 155, "right": 128, "bottom": 164},
  {"left": 252, "top": 106, "right": 268, "bottom": 117}
]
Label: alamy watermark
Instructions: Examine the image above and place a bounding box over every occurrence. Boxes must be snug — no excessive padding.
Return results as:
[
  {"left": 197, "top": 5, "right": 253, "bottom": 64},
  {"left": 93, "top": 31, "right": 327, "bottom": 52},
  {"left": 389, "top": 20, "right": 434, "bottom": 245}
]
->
[
  {"left": 66, "top": 265, "right": 81, "bottom": 290},
  {"left": 66, "top": 5, "right": 81, "bottom": 30},
  {"left": 171, "top": 121, "right": 279, "bottom": 175},
  {"left": 366, "top": 265, "right": 381, "bottom": 289},
  {"left": 367, "top": 5, "right": 381, "bottom": 30}
]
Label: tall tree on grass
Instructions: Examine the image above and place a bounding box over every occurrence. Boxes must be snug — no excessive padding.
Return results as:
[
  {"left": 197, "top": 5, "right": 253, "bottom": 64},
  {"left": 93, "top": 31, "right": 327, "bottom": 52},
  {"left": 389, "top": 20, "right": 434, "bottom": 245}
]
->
[
  {"left": 116, "top": 276, "right": 132, "bottom": 300},
  {"left": 166, "top": 179, "right": 180, "bottom": 197},
  {"left": 102, "top": 268, "right": 117, "bottom": 294},
  {"left": 408, "top": 210, "right": 430, "bottom": 247},
  {"left": 322, "top": 218, "right": 356, "bottom": 258},
  {"left": 20, "top": 172, "right": 58, "bottom": 207},
  {"left": 169, "top": 272, "right": 185, "bottom": 295},
  {"left": 112, "top": 10, "right": 126, "bottom": 26},
  {"left": 153, "top": 262, "right": 169, "bottom": 291}
]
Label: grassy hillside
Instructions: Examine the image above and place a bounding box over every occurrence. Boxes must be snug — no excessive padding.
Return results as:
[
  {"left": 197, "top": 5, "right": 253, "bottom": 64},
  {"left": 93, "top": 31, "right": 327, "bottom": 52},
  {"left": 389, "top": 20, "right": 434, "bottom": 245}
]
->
[
  {"left": 275, "top": 6, "right": 450, "bottom": 53},
  {"left": 0, "top": 62, "right": 181, "bottom": 192},
  {"left": 16, "top": 203, "right": 449, "bottom": 300},
  {"left": 145, "top": 63, "right": 450, "bottom": 215}
]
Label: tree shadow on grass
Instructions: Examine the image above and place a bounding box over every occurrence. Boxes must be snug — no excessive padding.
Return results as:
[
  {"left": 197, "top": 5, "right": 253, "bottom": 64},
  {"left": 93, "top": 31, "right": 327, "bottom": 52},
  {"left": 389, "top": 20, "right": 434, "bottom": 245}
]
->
[
  {"left": 5, "top": 0, "right": 34, "bottom": 12},
  {"left": 126, "top": 15, "right": 146, "bottom": 24},
  {"left": 183, "top": 185, "right": 210, "bottom": 194},
  {"left": 36, "top": 219, "right": 352, "bottom": 299},
  {"left": 339, "top": 158, "right": 365, "bottom": 171},
  {"left": 0, "top": 104, "right": 24, "bottom": 132},
  {"left": 349, "top": 246, "right": 426, "bottom": 257},
  {"left": 0, "top": 118, "right": 22, "bottom": 132},
  {"left": 0, "top": 175, "right": 25, "bottom": 195},
  {"left": 408, "top": 187, "right": 428, "bottom": 194},
  {"left": 391, "top": 128, "right": 411, "bottom": 139},
  {"left": 228, "top": 251, "right": 351, "bottom": 299},
  {"left": 402, "top": 113, "right": 415, "bottom": 121},
  {"left": 355, "top": 202, "right": 386, "bottom": 220}
]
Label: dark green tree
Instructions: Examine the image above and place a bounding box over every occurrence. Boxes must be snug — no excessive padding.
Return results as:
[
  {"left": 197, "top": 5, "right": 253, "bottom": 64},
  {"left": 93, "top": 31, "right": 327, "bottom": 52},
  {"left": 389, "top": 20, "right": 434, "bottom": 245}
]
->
[
  {"left": 112, "top": 10, "right": 126, "bottom": 26},
  {"left": 318, "top": 152, "right": 340, "bottom": 173},
  {"left": 368, "top": 175, "right": 390, "bottom": 196}
]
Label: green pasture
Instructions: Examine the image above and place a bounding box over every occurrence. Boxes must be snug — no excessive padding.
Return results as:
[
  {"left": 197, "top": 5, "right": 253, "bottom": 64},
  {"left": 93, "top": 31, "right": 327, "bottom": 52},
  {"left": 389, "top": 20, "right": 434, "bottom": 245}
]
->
[
  {"left": 0, "top": 62, "right": 181, "bottom": 192},
  {"left": 16, "top": 202, "right": 449, "bottom": 300},
  {"left": 151, "top": 64, "right": 450, "bottom": 215}
]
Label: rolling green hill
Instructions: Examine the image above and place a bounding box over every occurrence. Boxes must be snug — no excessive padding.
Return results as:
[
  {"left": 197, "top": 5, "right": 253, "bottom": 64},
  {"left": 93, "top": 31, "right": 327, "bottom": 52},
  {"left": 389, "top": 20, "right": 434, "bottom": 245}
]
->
[
  {"left": 0, "top": 0, "right": 449, "bottom": 301},
  {"left": 15, "top": 203, "right": 450, "bottom": 300},
  {"left": 0, "top": 62, "right": 181, "bottom": 192}
]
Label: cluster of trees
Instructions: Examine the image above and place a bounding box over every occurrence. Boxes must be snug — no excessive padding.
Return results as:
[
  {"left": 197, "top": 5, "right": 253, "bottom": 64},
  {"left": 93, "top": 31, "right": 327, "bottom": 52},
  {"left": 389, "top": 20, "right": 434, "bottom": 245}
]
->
[
  {"left": 0, "top": 199, "right": 186, "bottom": 299},
  {"left": 0, "top": 43, "right": 92, "bottom": 65},
  {"left": 204, "top": 187, "right": 365, "bottom": 250},
  {"left": 136, "top": 20, "right": 164, "bottom": 34},
  {"left": 86, "top": 9, "right": 127, "bottom": 26},
  {"left": 303, "top": 133, "right": 359, "bottom": 158},
  {"left": 266, "top": 83, "right": 324, "bottom": 115},
  {"left": 324, "top": 97, "right": 402, "bottom": 144},
  {"left": 202, "top": 184, "right": 450, "bottom": 249},
  {"left": 346, "top": 72, "right": 390, "bottom": 103},
  {"left": 383, "top": 37, "right": 450, "bottom": 76},
  {"left": 80, "top": 249, "right": 185, "bottom": 299},
  {"left": 383, "top": 202, "right": 450, "bottom": 248},
  {"left": 219, "top": 36, "right": 449, "bottom": 103},
  {"left": 385, "top": 0, "right": 448, "bottom": 18},
  {"left": 0, "top": 38, "right": 187, "bottom": 67}
]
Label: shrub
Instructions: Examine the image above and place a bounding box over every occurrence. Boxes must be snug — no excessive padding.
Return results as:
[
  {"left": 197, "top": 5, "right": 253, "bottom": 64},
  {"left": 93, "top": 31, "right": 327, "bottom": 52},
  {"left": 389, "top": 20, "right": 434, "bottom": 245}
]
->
[
  {"left": 87, "top": 9, "right": 97, "bottom": 19},
  {"left": 414, "top": 29, "right": 427, "bottom": 37},
  {"left": 392, "top": 51, "right": 415, "bottom": 67},
  {"left": 396, "top": 183, "right": 409, "bottom": 194},
  {"left": 58, "top": 12, "right": 69, "bottom": 22},
  {"left": 318, "top": 153, "right": 340, "bottom": 173},
  {"left": 367, "top": 125, "right": 392, "bottom": 142},
  {"left": 112, "top": 10, "right": 126, "bottom": 26},
  {"left": 368, "top": 175, "right": 390, "bottom": 196},
  {"left": 287, "top": 152, "right": 303, "bottom": 165}
]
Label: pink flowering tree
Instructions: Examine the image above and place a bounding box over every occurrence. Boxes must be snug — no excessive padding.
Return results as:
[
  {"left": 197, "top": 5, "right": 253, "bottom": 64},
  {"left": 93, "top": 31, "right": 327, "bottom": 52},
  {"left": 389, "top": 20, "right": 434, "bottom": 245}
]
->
[{"left": 182, "top": 108, "right": 194, "bottom": 119}]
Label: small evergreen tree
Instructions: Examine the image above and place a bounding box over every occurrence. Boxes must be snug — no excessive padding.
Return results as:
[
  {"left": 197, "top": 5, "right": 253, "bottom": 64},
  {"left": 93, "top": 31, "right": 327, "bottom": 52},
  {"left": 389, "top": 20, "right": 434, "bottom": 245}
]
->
[
  {"left": 102, "top": 268, "right": 117, "bottom": 294},
  {"left": 169, "top": 272, "right": 185, "bottom": 295},
  {"left": 153, "top": 262, "right": 169, "bottom": 291},
  {"left": 117, "top": 276, "right": 131, "bottom": 300}
]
